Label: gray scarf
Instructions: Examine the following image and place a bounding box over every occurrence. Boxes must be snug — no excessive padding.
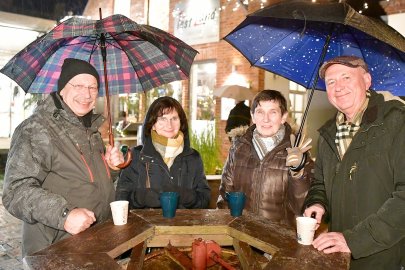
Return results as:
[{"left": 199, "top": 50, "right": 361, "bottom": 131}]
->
[{"left": 252, "top": 125, "right": 285, "bottom": 160}]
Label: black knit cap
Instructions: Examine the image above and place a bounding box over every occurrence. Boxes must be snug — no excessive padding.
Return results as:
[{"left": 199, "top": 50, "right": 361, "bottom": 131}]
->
[{"left": 57, "top": 58, "right": 100, "bottom": 93}]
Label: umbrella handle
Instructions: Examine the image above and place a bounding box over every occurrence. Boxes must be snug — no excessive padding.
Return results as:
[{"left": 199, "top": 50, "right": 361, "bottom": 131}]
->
[
  {"left": 116, "top": 150, "right": 132, "bottom": 169},
  {"left": 99, "top": 9, "right": 132, "bottom": 169},
  {"left": 108, "top": 130, "right": 133, "bottom": 169}
]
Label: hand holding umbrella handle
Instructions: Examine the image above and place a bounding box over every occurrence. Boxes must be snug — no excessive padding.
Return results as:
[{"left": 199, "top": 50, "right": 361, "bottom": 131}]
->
[
  {"left": 100, "top": 8, "right": 132, "bottom": 170},
  {"left": 108, "top": 133, "right": 132, "bottom": 169},
  {"left": 116, "top": 151, "right": 132, "bottom": 169}
]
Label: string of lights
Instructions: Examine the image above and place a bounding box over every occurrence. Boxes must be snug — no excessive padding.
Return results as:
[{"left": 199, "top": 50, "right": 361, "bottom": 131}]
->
[
  {"left": 218, "top": 0, "right": 268, "bottom": 12},
  {"left": 172, "top": 0, "right": 393, "bottom": 18}
]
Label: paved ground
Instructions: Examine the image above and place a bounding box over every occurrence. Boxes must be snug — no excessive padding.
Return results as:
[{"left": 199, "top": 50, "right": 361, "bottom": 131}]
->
[{"left": 0, "top": 190, "right": 23, "bottom": 270}]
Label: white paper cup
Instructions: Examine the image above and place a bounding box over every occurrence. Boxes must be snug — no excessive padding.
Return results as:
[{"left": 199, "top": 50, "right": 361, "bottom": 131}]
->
[
  {"left": 110, "top": 200, "right": 129, "bottom": 225},
  {"left": 296, "top": 216, "right": 317, "bottom": 245}
]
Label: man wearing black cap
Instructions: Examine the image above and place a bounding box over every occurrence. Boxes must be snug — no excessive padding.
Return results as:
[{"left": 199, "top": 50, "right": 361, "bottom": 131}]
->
[
  {"left": 303, "top": 55, "right": 405, "bottom": 270},
  {"left": 3, "top": 58, "right": 124, "bottom": 256}
]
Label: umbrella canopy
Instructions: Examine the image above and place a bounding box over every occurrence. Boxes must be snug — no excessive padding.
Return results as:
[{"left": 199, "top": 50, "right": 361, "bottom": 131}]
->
[
  {"left": 214, "top": 85, "right": 255, "bottom": 100},
  {"left": 0, "top": 14, "right": 198, "bottom": 96},
  {"left": 224, "top": 0, "right": 405, "bottom": 145},
  {"left": 0, "top": 13, "right": 198, "bottom": 168},
  {"left": 224, "top": 0, "right": 405, "bottom": 95}
]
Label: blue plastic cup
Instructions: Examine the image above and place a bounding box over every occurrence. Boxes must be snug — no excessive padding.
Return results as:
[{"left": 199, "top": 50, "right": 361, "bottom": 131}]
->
[
  {"left": 160, "top": 192, "right": 179, "bottom": 218},
  {"left": 226, "top": 192, "right": 246, "bottom": 217}
]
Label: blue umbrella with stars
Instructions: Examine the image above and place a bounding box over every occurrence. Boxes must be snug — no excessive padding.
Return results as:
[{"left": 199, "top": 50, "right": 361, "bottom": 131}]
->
[{"left": 224, "top": 0, "right": 405, "bottom": 145}]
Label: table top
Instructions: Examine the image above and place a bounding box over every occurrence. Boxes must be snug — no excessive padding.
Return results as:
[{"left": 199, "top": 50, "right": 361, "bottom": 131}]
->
[{"left": 24, "top": 209, "right": 350, "bottom": 270}]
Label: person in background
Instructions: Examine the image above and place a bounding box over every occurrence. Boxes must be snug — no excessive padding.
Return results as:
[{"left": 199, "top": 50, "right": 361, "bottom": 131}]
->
[
  {"left": 303, "top": 55, "right": 405, "bottom": 270},
  {"left": 116, "top": 96, "right": 211, "bottom": 209},
  {"left": 225, "top": 100, "right": 251, "bottom": 141},
  {"left": 115, "top": 110, "right": 130, "bottom": 136},
  {"left": 2, "top": 58, "right": 124, "bottom": 256},
  {"left": 217, "top": 90, "right": 313, "bottom": 226}
]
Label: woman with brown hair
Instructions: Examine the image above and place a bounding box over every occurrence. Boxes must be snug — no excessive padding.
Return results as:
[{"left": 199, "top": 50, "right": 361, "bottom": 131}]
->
[
  {"left": 217, "top": 90, "right": 313, "bottom": 226},
  {"left": 116, "top": 96, "right": 211, "bottom": 209}
]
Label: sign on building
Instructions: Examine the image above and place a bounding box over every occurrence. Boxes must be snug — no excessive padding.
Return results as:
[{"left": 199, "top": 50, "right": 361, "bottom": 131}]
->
[{"left": 173, "top": 0, "right": 220, "bottom": 45}]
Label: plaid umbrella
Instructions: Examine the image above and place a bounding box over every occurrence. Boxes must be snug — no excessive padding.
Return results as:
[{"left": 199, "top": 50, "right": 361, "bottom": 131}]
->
[
  {"left": 1, "top": 12, "right": 198, "bottom": 167},
  {"left": 0, "top": 14, "right": 198, "bottom": 95}
]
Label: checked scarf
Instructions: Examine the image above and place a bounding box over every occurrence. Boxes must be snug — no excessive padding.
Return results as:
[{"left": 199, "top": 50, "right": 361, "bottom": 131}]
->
[
  {"left": 335, "top": 91, "right": 370, "bottom": 159},
  {"left": 152, "top": 130, "right": 184, "bottom": 168},
  {"left": 252, "top": 125, "right": 285, "bottom": 160}
]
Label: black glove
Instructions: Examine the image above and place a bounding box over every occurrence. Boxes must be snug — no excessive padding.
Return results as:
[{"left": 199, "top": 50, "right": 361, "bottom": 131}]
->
[
  {"left": 132, "top": 188, "right": 161, "bottom": 208},
  {"left": 178, "top": 188, "right": 197, "bottom": 206},
  {"left": 162, "top": 182, "right": 196, "bottom": 207}
]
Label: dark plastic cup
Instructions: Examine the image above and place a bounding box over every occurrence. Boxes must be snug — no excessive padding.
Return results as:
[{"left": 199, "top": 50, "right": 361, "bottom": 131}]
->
[
  {"left": 160, "top": 192, "right": 179, "bottom": 218},
  {"left": 226, "top": 192, "right": 246, "bottom": 217}
]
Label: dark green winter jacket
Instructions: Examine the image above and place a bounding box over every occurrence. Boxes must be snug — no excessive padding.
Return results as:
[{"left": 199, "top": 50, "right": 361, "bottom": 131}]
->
[
  {"left": 304, "top": 91, "right": 405, "bottom": 270},
  {"left": 3, "top": 93, "right": 115, "bottom": 256}
]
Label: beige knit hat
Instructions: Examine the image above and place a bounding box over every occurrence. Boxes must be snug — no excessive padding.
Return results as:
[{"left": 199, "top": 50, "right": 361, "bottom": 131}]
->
[{"left": 319, "top": 56, "right": 368, "bottom": 79}]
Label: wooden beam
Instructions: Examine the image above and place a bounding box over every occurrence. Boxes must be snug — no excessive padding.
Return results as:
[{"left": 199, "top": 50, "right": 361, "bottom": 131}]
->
[
  {"left": 154, "top": 225, "right": 229, "bottom": 235},
  {"left": 106, "top": 227, "right": 155, "bottom": 258},
  {"left": 147, "top": 234, "right": 233, "bottom": 247},
  {"left": 228, "top": 227, "right": 278, "bottom": 255},
  {"left": 233, "top": 239, "right": 264, "bottom": 270}
]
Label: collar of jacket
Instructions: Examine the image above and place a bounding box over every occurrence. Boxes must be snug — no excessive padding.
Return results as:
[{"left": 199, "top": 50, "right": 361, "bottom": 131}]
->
[
  {"left": 47, "top": 92, "right": 104, "bottom": 131},
  {"left": 236, "top": 123, "right": 292, "bottom": 158},
  {"left": 318, "top": 90, "right": 404, "bottom": 141}
]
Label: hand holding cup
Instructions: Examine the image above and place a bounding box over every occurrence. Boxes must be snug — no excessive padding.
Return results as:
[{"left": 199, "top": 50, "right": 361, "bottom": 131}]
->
[{"left": 296, "top": 216, "right": 317, "bottom": 245}]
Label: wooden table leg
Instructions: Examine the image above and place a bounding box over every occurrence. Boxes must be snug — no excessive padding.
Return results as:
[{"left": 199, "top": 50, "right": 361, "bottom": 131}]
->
[{"left": 127, "top": 241, "right": 147, "bottom": 270}]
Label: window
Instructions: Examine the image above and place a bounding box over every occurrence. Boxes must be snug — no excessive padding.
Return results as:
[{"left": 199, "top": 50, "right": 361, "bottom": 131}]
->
[
  {"left": 189, "top": 61, "right": 216, "bottom": 134},
  {"left": 288, "top": 81, "right": 307, "bottom": 126}
]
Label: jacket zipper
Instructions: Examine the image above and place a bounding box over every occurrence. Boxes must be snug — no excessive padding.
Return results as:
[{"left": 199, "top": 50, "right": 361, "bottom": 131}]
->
[
  {"left": 254, "top": 143, "right": 287, "bottom": 214},
  {"left": 142, "top": 154, "right": 178, "bottom": 187},
  {"left": 75, "top": 143, "right": 94, "bottom": 182},
  {"left": 100, "top": 152, "right": 111, "bottom": 179},
  {"left": 57, "top": 112, "right": 100, "bottom": 184}
]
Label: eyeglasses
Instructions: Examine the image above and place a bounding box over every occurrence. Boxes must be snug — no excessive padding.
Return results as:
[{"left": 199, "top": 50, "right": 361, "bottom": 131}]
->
[
  {"left": 68, "top": 83, "right": 98, "bottom": 94},
  {"left": 156, "top": 116, "right": 180, "bottom": 125}
]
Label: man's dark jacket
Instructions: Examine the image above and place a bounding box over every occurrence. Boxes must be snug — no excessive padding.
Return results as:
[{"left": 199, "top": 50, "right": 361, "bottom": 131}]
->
[
  {"left": 304, "top": 91, "right": 405, "bottom": 270},
  {"left": 3, "top": 94, "right": 115, "bottom": 256}
]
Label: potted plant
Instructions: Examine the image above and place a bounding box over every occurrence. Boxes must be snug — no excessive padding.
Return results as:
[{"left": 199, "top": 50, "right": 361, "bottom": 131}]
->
[{"left": 190, "top": 129, "right": 223, "bottom": 176}]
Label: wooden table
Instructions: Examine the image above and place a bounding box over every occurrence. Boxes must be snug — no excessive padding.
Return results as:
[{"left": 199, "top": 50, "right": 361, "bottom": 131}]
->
[{"left": 23, "top": 209, "right": 350, "bottom": 269}]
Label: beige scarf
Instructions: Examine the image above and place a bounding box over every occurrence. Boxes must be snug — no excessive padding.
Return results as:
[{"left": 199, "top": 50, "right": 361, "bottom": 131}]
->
[{"left": 151, "top": 130, "right": 184, "bottom": 168}]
